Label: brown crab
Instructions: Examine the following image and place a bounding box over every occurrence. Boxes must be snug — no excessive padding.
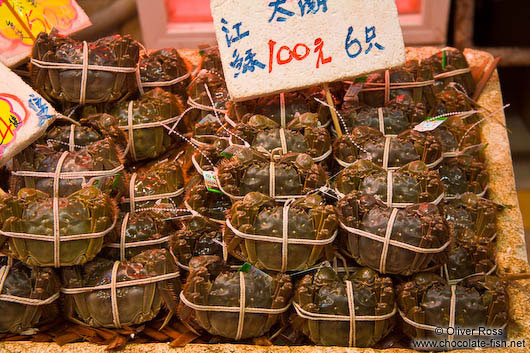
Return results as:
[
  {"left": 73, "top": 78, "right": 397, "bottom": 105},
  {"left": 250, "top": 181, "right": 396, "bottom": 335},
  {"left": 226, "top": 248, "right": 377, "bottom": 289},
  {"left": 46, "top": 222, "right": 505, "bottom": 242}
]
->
[
  {"left": 179, "top": 255, "right": 292, "bottom": 340},
  {"left": 293, "top": 265, "right": 395, "bottom": 347},
  {"left": 335, "top": 160, "right": 445, "bottom": 205},
  {"left": 217, "top": 148, "right": 327, "bottom": 199},
  {"left": 337, "top": 192, "right": 449, "bottom": 275},
  {"left": 224, "top": 192, "right": 338, "bottom": 272}
]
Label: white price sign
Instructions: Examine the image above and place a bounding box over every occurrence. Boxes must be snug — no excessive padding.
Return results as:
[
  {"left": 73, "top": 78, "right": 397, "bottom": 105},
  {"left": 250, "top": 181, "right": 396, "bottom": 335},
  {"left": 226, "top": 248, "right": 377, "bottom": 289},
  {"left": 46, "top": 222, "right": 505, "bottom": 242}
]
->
[{"left": 211, "top": 0, "right": 406, "bottom": 101}]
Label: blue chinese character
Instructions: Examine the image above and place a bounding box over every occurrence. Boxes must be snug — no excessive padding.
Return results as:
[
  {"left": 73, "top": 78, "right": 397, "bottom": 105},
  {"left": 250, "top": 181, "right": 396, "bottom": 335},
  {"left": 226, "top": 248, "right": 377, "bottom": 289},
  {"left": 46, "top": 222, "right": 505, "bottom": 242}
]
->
[
  {"left": 345, "top": 26, "right": 362, "bottom": 58},
  {"left": 365, "top": 26, "right": 384, "bottom": 54},
  {"left": 28, "top": 94, "right": 54, "bottom": 127},
  {"left": 268, "top": 0, "right": 295, "bottom": 23},
  {"left": 298, "top": 0, "right": 328, "bottom": 16},
  {"left": 230, "top": 49, "right": 265, "bottom": 78},
  {"left": 230, "top": 49, "right": 244, "bottom": 76},
  {"left": 221, "top": 18, "right": 250, "bottom": 48},
  {"left": 242, "top": 49, "right": 266, "bottom": 75}
]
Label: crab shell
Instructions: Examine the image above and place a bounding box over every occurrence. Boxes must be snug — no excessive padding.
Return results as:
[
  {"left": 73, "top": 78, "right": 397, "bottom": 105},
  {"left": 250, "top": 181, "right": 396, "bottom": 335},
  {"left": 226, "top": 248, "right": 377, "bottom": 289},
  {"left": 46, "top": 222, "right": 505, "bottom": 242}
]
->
[
  {"left": 337, "top": 192, "right": 449, "bottom": 275},
  {"left": 439, "top": 154, "right": 488, "bottom": 198},
  {"left": 217, "top": 149, "right": 327, "bottom": 198},
  {"left": 198, "top": 47, "right": 224, "bottom": 75},
  {"left": 179, "top": 255, "right": 292, "bottom": 339},
  {"left": 101, "top": 210, "right": 178, "bottom": 261},
  {"left": 0, "top": 258, "right": 60, "bottom": 333},
  {"left": 123, "top": 158, "right": 185, "bottom": 212},
  {"left": 335, "top": 160, "right": 445, "bottom": 204},
  {"left": 226, "top": 192, "right": 338, "bottom": 272},
  {"left": 171, "top": 216, "right": 224, "bottom": 269},
  {"left": 339, "top": 106, "right": 410, "bottom": 136},
  {"left": 112, "top": 88, "right": 185, "bottom": 162},
  {"left": 231, "top": 114, "right": 331, "bottom": 159},
  {"left": 423, "top": 49, "right": 476, "bottom": 96},
  {"left": 10, "top": 138, "right": 126, "bottom": 197},
  {"left": 396, "top": 273, "right": 508, "bottom": 343},
  {"left": 187, "top": 70, "right": 230, "bottom": 120},
  {"left": 293, "top": 266, "right": 395, "bottom": 347},
  {"left": 356, "top": 61, "right": 436, "bottom": 110},
  {"left": 0, "top": 187, "right": 117, "bottom": 267},
  {"left": 333, "top": 126, "right": 443, "bottom": 169},
  {"left": 442, "top": 193, "right": 500, "bottom": 281},
  {"left": 184, "top": 175, "right": 232, "bottom": 222},
  {"left": 41, "top": 113, "right": 128, "bottom": 153},
  {"left": 62, "top": 248, "right": 180, "bottom": 328},
  {"left": 31, "top": 29, "right": 139, "bottom": 105},
  {"left": 139, "top": 48, "right": 191, "bottom": 102}
]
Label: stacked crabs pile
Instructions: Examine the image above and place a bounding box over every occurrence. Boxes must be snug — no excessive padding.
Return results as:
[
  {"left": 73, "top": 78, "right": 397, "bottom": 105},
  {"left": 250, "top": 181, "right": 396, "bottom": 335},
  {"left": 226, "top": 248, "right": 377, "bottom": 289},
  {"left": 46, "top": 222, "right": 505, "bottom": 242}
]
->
[{"left": 0, "top": 30, "right": 509, "bottom": 350}]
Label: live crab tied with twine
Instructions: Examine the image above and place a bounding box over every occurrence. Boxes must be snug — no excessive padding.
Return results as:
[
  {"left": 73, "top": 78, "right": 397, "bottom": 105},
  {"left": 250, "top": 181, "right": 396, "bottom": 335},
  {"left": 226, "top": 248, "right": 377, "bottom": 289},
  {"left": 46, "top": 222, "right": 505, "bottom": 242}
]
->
[
  {"left": 178, "top": 255, "right": 292, "bottom": 340},
  {"left": 293, "top": 264, "right": 396, "bottom": 347},
  {"left": 336, "top": 192, "right": 450, "bottom": 276},
  {"left": 0, "top": 185, "right": 117, "bottom": 268},
  {"left": 396, "top": 273, "right": 508, "bottom": 345},
  {"left": 335, "top": 160, "right": 445, "bottom": 208},
  {"left": 0, "top": 257, "right": 60, "bottom": 334},
  {"left": 121, "top": 157, "right": 185, "bottom": 214},
  {"left": 216, "top": 148, "right": 328, "bottom": 202},
  {"left": 348, "top": 48, "right": 475, "bottom": 109},
  {"left": 61, "top": 249, "right": 181, "bottom": 329},
  {"left": 224, "top": 192, "right": 338, "bottom": 272},
  {"left": 31, "top": 30, "right": 140, "bottom": 105},
  {"left": 111, "top": 88, "right": 188, "bottom": 162}
]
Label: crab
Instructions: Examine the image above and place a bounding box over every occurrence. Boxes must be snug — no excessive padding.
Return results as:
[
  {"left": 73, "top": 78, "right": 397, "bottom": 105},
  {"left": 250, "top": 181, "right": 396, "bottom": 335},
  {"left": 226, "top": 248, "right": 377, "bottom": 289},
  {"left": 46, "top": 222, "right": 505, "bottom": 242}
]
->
[
  {"left": 179, "top": 255, "right": 292, "bottom": 340},
  {"left": 62, "top": 248, "right": 181, "bottom": 328},
  {"left": 187, "top": 70, "right": 230, "bottom": 122},
  {"left": 111, "top": 88, "right": 185, "bottom": 162},
  {"left": 224, "top": 192, "right": 338, "bottom": 272},
  {"left": 170, "top": 216, "right": 224, "bottom": 269},
  {"left": 0, "top": 258, "right": 60, "bottom": 333},
  {"left": 333, "top": 126, "right": 443, "bottom": 169},
  {"left": 122, "top": 158, "right": 185, "bottom": 213},
  {"left": 423, "top": 49, "right": 476, "bottom": 96},
  {"left": 337, "top": 192, "right": 449, "bottom": 275},
  {"left": 428, "top": 115, "right": 482, "bottom": 158},
  {"left": 230, "top": 114, "right": 331, "bottom": 160},
  {"left": 0, "top": 187, "right": 117, "bottom": 267},
  {"left": 396, "top": 273, "right": 508, "bottom": 344},
  {"left": 217, "top": 149, "right": 328, "bottom": 199},
  {"left": 441, "top": 193, "right": 500, "bottom": 282},
  {"left": 184, "top": 175, "right": 232, "bottom": 223},
  {"left": 40, "top": 113, "right": 128, "bottom": 153},
  {"left": 31, "top": 29, "right": 139, "bottom": 105},
  {"left": 439, "top": 154, "right": 488, "bottom": 198},
  {"left": 10, "top": 138, "right": 126, "bottom": 198},
  {"left": 139, "top": 48, "right": 191, "bottom": 102},
  {"left": 353, "top": 60, "right": 436, "bottom": 110},
  {"left": 335, "top": 160, "right": 445, "bottom": 205},
  {"left": 293, "top": 265, "right": 395, "bottom": 347},
  {"left": 198, "top": 46, "right": 224, "bottom": 75},
  {"left": 340, "top": 95, "right": 426, "bottom": 136},
  {"left": 101, "top": 210, "right": 179, "bottom": 261}
]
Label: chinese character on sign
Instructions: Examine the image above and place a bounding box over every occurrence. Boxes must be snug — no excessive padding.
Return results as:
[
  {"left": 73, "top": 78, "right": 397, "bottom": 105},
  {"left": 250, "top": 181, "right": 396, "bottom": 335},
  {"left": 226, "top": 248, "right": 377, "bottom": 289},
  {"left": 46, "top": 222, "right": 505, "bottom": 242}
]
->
[
  {"left": 345, "top": 26, "right": 384, "bottom": 59},
  {"left": 230, "top": 49, "right": 266, "bottom": 78},
  {"left": 221, "top": 18, "right": 250, "bottom": 48},
  {"left": 365, "top": 26, "right": 385, "bottom": 54},
  {"left": 268, "top": 0, "right": 295, "bottom": 23},
  {"left": 298, "top": 0, "right": 328, "bottom": 16}
]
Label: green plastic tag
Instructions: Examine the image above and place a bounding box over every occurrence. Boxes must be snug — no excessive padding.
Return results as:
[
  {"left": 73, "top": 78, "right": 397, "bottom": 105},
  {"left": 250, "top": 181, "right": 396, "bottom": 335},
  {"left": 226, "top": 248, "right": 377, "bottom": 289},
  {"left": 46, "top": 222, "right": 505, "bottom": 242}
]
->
[
  {"left": 112, "top": 175, "right": 120, "bottom": 189},
  {"left": 442, "top": 50, "right": 447, "bottom": 70}
]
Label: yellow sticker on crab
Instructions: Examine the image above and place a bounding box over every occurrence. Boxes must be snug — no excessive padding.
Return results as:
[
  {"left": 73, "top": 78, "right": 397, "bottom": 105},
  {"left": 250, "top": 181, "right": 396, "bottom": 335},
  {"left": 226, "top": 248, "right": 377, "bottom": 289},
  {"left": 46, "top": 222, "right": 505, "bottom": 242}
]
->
[{"left": 0, "top": 0, "right": 91, "bottom": 66}]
